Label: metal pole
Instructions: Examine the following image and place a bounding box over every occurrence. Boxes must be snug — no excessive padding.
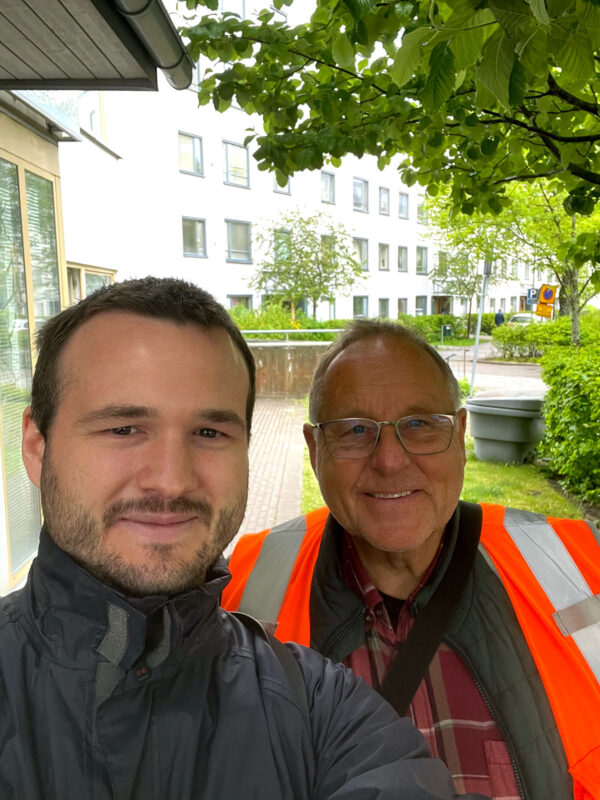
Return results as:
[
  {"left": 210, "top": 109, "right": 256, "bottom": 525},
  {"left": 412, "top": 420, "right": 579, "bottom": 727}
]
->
[{"left": 469, "top": 259, "right": 493, "bottom": 397}]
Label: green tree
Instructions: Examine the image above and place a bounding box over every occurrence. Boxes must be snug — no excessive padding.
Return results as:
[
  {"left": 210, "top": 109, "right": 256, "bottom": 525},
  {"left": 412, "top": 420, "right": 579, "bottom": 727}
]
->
[
  {"left": 252, "top": 209, "right": 363, "bottom": 319},
  {"left": 184, "top": 0, "right": 600, "bottom": 218},
  {"left": 426, "top": 181, "right": 600, "bottom": 344}
]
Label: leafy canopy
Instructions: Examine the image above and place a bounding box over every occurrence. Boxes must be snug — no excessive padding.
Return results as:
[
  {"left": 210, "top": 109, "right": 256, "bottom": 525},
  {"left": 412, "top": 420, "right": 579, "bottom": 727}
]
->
[
  {"left": 183, "top": 0, "right": 600, "bottom": 216},
  {"left": 252, "top": 208, "right": 363, "bottom": 317}
]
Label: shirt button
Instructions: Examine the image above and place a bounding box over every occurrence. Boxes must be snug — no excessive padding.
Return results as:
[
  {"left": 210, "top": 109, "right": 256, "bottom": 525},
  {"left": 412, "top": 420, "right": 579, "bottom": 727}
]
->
[{"left": 364, "top": 612, "right": 374, "bottom": 624}]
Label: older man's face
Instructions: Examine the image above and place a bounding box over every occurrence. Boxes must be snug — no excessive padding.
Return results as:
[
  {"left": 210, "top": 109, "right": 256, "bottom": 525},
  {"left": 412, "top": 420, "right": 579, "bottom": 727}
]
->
[
  {"left": 22, "top": 312, "right": 249, "bottom": 595},
  {"left": 304, "top": 335, "right": 466, "bottom": 563}
]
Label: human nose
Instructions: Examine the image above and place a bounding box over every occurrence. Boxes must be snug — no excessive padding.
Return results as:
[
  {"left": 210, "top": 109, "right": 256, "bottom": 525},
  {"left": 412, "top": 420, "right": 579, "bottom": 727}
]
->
[
  {"left": 137, "top": 434, "right": 198, "bottom": 498},
  {"left": 369, "top": 422, "right": 411, "bottom": 470}
]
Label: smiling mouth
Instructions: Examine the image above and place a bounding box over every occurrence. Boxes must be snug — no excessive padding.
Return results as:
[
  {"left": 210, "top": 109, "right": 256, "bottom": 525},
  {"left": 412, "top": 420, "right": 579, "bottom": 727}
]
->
[{"left": 368, "top": 490, "right": 414, "bottom": 499}]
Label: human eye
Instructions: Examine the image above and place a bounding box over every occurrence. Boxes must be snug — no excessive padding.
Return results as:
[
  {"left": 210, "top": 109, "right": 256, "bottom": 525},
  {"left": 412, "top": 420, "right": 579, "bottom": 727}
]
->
[
  {"left": 197, "top": 427, "right": 222, "bottom": 439},
  {"left": 109, "top": 425, "right": 138, "bottom": 436}
]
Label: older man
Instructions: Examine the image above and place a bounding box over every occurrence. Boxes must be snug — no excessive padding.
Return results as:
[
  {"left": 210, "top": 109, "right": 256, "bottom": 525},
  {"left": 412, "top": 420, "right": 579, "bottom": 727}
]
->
[
  {"left": 0, "top": 282, "right": 482, "bottom": 800},
  {"left": 224, "top": 319, "right": 600, "bottom": 800}
]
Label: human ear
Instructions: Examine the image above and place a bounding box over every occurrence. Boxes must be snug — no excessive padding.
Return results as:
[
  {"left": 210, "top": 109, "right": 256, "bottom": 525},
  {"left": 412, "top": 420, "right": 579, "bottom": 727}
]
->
[
  {"left": 303, "top": 423, "right": 318, "bottom": 474},
  {"left": 22, "top": 407, "right": 45, "bottom": 488}
]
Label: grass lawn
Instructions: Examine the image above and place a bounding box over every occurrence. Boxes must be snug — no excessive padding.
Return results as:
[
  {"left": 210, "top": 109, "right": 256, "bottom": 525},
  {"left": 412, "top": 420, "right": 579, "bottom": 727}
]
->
[{"left": 301, "top": 436, "right": 584, "bottom": 519}]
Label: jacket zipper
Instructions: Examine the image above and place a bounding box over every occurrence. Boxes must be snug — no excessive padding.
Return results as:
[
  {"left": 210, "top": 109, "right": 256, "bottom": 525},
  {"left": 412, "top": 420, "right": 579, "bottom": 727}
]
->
[{"left": 445, "top": 635, "right": 527, "bottom": 800}]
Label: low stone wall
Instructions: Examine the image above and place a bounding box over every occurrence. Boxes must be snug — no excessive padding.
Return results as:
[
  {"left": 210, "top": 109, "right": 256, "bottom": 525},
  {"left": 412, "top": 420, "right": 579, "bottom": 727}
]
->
[{"left": 249, "top": 341, "right": 331, "bottom": 398}]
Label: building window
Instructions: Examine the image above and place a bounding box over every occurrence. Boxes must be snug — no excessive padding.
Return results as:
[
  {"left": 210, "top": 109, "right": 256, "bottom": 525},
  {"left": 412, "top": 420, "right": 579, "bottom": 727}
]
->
[
  {"left": 438, "top": 250, "right": 448, "bottom": 275},
  {"left": 416, "top": 246, "right": 428, "bottom": 274},
  {"left": 179, "top": 132, "right": 203, "bottom": 176},
  {"left": 397, "top": 246, "right": 408, "bottom": 272},
  {"left": 182, "top": 218, "right": 206, "bottom": 257},
  {"left": 328, "top": 299, "right": 336, "bottom": 319},
  {"left": 501, "top": 298, "right": 506, "bottom": 311},
  {"left": 379, "top": 187, "right": 390, "bottom": 215},
  {"left": 353, "top": 237, "right": 368, "bottom": 271},
  {"left": 378, "top": 244, "right": 389, "bottom": 271},
  {"left": 524, "top": 262, "right": 530, "bottom": 281},
  {"left": 67, "top": 265, "right": 115, "bottom": 304},
  {"left": 223, "top": 141, "right": 249, "bottom": 187},
  {"left": 378, "top": 298, "right": 389, "bottom": 318},
  {"left": 490, "top": 298, "right": 496, "bottom": 312},
  {"left": 353, "top": 296, "right": 369, "bottom": 318},
  {"left": 417, "top": 202, "right": 428, "bottom": 224},
  {"left": 273, "top": 174, "right": 290, "bottom": 194},
  {"left": 398, "top": 192, "right": 409, "bottom": 218},
  {"left": 229, "top": 295, "right": 252, "bottom": 309},
  {"left": 226, "top": 220, "right": 252, "bottom": 262},
  {"left": 511, "top": 259, "right": 519, "bottom": 278},
  {"left": 415, "top": 295, "right": 428, "bottom": 316},
  {"left": 0, "top": 156, "right": 66, "bottom": 589},
  {"left": 510, "top": 295, "right": 517, "bottom": 312},
  {"left": 398, "top": 297, "right": 408, "bottom": 315},
  {"left": 321, "top": 171, "right": 335, "bottom": 203},
  {"left": 353, "top": 178, "right": 368, "bottom": 212},
  {"left": 274, "top": 228, "right": 291, "bottom": 261}
]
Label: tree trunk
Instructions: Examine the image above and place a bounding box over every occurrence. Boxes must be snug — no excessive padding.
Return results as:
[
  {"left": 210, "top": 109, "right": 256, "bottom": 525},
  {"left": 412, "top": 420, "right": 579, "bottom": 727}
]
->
[
  {"left": 566, "top": 267, "right": 581, "bottom": 347},
  {"left": 312, "top": 298, "right": 317, "bottom": 318}
]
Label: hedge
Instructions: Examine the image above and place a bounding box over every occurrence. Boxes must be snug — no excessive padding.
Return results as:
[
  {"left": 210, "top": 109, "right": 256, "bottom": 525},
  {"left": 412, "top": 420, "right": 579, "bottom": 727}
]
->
[{"left": 539, "top": 347, "right": 600, "bottom": 504}]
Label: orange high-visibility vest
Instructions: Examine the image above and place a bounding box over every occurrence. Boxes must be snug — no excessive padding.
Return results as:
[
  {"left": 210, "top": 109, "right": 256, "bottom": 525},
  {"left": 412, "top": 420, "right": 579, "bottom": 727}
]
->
[{"left": 223, "top": 503, "right": 600, "bottom": 800}]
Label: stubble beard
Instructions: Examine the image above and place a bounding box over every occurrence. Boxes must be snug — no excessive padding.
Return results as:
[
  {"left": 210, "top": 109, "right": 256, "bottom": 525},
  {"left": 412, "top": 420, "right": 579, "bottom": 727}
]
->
[{"left": 39, "top": 454, "right": 247, "bottom": 597}]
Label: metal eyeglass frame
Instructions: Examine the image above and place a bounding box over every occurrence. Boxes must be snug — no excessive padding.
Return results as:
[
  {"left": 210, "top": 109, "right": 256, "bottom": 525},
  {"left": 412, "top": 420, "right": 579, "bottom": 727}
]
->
[{"left": 312, "top": 412, "right": 459, "bottom": 459}]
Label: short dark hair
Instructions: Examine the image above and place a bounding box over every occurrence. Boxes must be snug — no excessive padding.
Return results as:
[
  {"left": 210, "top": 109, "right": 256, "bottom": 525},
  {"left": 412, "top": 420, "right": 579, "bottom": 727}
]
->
[
  {"left": 308, "top": 319, "right": 461, "bottom": 422},
  {"left": 31, "top": 276, "right": 256, "bottom": 438}
]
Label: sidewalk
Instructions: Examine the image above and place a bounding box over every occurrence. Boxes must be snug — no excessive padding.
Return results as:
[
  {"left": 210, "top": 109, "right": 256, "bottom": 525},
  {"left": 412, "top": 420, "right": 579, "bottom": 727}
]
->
[{"left": 229, "top": 397, "right": 307, "bottom": 550}]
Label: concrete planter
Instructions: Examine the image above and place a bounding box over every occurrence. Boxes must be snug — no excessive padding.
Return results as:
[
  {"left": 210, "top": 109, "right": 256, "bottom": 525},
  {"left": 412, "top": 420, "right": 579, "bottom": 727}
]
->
[{"left": 465, "top": 395, "right": 545, "bottom": 464}]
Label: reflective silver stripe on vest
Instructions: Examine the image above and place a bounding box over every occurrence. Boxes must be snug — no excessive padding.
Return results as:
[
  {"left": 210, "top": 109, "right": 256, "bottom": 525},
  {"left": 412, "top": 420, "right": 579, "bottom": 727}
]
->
[
  {"left": 504, "top": 507, "right": 600, "bottom": 682},
  {"left": 238, "top": 514, "right": 308, "bottom": 623}
]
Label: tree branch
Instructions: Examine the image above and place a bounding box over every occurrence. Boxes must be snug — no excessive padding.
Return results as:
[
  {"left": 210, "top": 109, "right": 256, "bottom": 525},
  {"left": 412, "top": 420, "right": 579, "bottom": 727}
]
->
[{"left": 547, "top": 74, "right": 599, "bottom": 116}]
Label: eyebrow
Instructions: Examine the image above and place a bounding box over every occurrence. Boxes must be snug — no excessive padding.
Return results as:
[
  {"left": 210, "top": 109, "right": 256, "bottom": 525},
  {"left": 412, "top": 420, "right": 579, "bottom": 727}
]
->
[{"left": 76, "top": 405, "right": 246, "bottom": 431}]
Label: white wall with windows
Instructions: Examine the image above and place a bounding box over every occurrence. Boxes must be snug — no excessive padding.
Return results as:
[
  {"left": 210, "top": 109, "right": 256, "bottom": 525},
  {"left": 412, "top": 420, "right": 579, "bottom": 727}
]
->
[{"left": 57, "top": 30, "right": 556, "bottom": 324}]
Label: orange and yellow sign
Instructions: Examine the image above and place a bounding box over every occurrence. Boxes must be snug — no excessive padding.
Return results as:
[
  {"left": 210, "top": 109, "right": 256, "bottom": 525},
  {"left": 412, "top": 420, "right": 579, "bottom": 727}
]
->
[{"left": 535, "top": 284, "right": 558, "bottom": 318}]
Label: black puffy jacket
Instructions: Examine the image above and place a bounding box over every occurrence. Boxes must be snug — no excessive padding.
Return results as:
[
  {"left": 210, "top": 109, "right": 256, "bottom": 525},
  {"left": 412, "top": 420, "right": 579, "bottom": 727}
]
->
[{"left": 0, "top": 530, "right": 484, "bottom": 800}]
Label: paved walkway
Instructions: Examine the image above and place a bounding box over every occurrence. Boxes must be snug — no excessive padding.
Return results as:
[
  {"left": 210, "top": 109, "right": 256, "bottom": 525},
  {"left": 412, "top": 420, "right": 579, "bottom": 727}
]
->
[
  {"left": 229, "top": 398, "right": 307, "bottom": 551},
  {"left": 229, "top": 349, "right": 547, "bottom": 552}
]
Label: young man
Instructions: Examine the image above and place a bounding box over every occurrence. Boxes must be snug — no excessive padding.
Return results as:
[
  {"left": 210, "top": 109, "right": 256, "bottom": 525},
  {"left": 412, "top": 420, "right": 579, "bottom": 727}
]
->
[
  {"left": 225, "top": 319, "right": 600, "bottom": 800},
  {"left": 1, "top": 280, "right": 484, "bottom": 799}
]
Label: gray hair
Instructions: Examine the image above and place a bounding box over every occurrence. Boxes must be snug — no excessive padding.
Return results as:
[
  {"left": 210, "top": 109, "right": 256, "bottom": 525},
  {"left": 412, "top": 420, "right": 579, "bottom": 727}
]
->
[{"left": 308, "top": 319, "right": 461, "bottom": 422}]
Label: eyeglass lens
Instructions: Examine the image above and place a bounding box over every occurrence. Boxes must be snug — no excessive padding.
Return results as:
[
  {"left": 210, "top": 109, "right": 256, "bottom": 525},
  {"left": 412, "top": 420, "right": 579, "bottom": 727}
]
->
[{"left": 321, "top": 414, "right": 454, "bottom": 458}]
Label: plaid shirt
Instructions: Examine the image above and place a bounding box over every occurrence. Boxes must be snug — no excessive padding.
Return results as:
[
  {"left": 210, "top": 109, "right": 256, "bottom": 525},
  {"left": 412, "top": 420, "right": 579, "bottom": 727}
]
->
[{"left": 341, "top": 533, "right": 521, "bottom": 800}]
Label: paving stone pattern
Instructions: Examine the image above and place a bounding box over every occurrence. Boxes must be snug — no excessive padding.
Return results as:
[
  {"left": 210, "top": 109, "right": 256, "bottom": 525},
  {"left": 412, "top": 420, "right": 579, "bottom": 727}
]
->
[{"left": 227, "top": 397, "right": 306, "bottom": 553}]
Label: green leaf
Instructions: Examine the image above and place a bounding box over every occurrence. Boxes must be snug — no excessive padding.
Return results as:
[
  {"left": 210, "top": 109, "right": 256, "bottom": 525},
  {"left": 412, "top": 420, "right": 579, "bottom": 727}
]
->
[
  {"left": 389, "top": 27, "right": 430, "bottom": 88},
  {"left": 342, "top": 0, "right": 376, "bottom": 18},
  {"left": 450, "top": 25, "right": 486, "bottom": 71},
  {"left": 422, "top": 43, "right": 456, "bottom": 111},
  {"left": 508, "top": 58, "right": 525, "bottom": 106},
  {"left": 477, "top": 30, "right": 515, "bottom": 109},
  {"left": 558, "top": 30, "right": 595, "bottom": 86},
  {"left": 332, "top": 34, "right": 356, "bottom": 70},
  {"left": 527, "top": 0, "right": 550, "bottom": 25}
]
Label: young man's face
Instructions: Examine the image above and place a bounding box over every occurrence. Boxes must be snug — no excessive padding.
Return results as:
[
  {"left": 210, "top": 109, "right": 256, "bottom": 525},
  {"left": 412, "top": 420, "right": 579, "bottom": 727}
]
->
[{"left": 22, "top": 312, "right": 250, "bottom": 595}]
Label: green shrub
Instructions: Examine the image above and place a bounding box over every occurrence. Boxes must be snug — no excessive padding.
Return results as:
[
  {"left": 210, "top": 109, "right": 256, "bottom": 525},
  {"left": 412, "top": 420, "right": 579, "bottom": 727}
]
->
[
  {"left": 491, "top": 324, "right": 541, "bottom": 359},
  {"left": 539, "top": 347, "right": 600, "bottom": 504},
  {"left": 457, "top": 377, "right": 471, "bottom": 400}
]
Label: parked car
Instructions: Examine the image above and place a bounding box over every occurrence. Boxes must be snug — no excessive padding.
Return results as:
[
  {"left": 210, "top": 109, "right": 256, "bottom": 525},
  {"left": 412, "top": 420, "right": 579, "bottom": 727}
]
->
[{"left": 508, "top": 312, "right": 543, "bottom": 326}]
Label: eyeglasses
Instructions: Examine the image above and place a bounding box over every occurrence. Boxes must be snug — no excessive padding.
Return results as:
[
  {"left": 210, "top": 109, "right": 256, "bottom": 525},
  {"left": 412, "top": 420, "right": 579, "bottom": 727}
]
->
[{"left": 313, "top": 413, "right": 458, "bottom": 459}]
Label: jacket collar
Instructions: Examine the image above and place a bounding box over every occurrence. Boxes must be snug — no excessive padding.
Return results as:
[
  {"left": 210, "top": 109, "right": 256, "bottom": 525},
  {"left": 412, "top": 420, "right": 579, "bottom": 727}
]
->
[{"left": 24, "top": 528, "right": 231, "bottom": 670}]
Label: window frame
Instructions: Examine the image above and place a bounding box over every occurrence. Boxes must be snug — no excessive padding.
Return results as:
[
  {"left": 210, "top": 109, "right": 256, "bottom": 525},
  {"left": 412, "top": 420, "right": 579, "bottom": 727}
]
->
[
  {"left": 416, "top": 245, "right": 428, "bottom": 274},
  {"left": 223, "top": 140, "right": 250, "bottom": 188},
  {"left": 178, "top": 131, "right": 204, "bottom": 177},
  {"left": 182, "top": 217, "right": 207, "bottom": 258},
  {"left": 226, "top": 219, "right": 252, "bottom": 263},
  {"left": 353, "top": 177, "right": 369, "bottom": 213},
  {"left": 321, "top": 171, "right": 335, "bottom": 204},
  {"left": 353, "top": 237, "right": 369, "bottom": 271},
  {"left": 378, "top": 298, "right": 390, "bottom": 318},
  {"left": 353, "top": 295, "right": 369, "bottom": 318},
  {"left": 398, "top": 192, "right": 409, "bottom": 219},
  {"left": 397, "top": 245, "right": 408, "bottom": 272},
  {"left": 415, "top": 295, "right": 428, "bottom": 316},
  {"left": 379, "top": 186, "right": 390, "bottom": 215},
  {"left": 378, "top": 243, "right": 390, "bottom": 271},
  {"left": 397, "top": 297, "right": 408, "bottom": 315}
]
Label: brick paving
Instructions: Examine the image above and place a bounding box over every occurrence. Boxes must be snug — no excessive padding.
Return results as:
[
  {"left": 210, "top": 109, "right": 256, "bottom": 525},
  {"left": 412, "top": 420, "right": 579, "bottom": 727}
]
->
[{"left": 227, "top": 397, "right": 306, "bottom": 553}]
